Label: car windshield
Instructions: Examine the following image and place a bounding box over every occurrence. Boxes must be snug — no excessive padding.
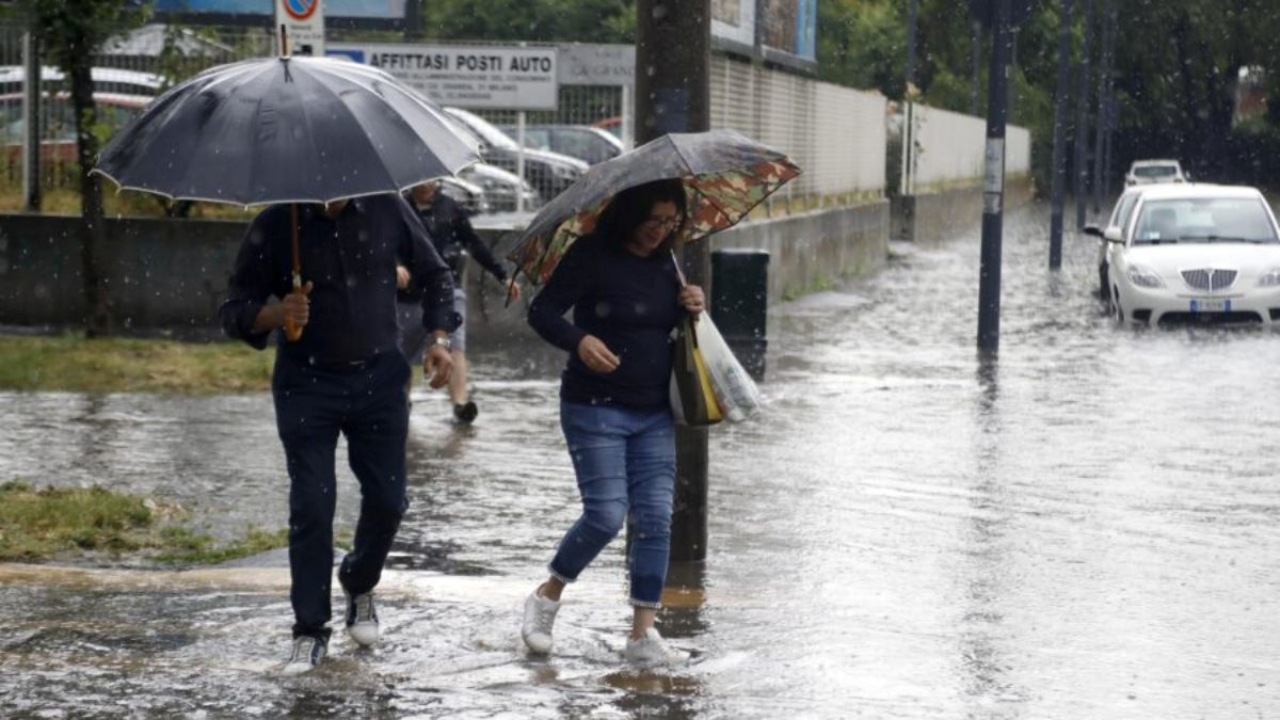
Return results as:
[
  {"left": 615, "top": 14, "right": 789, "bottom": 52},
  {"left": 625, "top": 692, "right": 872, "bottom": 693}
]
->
[
  {"left": 1133, "top": 165, "right": 1178, "bottom": 178},
  {"left": 1132, "top": 197, "right": 1280, "bottom": 244}
]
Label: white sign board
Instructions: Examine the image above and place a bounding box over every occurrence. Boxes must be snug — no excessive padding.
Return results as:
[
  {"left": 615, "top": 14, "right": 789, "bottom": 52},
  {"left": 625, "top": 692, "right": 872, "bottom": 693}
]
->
[
  {"left": 276, "top": 0, "right": 325, "bottom": 56},
  {"left": 327, "top": 43, "right": 558, "bottom": 110},
  {"left": 558, "top": 45, "right": 634, "bottom": 86}
]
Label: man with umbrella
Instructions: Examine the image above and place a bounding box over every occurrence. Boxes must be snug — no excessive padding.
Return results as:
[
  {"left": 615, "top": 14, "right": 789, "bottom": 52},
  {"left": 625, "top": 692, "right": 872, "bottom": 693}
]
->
[
  {"left": 93, "top": 51, "right": 482, "bottom": 675},
  {"left": 220, "top": 195, "right": 460, "bottom": 674}
]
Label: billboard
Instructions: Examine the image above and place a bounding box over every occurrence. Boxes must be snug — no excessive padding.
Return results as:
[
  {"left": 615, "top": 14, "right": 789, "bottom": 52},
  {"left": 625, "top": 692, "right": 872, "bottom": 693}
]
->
[
  {"left": 152, "top": 0, "right": 403, "bottom": 22},
  {"left": 710, "top": 0, "right": 816, "bottom": 68}
]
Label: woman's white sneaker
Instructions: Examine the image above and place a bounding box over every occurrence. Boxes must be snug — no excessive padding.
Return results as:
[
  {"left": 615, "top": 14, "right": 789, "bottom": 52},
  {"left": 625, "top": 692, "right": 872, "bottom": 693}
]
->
[
  {"left": 624, "top": 628, "right": 689, "bottom": 667},
  {"left": 521, "top": 591, "right": 560, "bottom": 654}
]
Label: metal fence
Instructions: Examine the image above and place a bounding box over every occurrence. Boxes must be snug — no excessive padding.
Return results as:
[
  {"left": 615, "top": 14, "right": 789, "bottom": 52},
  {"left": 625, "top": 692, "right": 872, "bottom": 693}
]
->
[{"left": 900, "top": 101, "right": 1032, "bottom": 195}]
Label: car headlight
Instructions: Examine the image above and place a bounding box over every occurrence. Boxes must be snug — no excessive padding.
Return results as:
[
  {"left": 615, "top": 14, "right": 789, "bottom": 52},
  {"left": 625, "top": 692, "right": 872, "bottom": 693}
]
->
[
  {"left": 1126, "top": 264, "right": 1165, "bottom": 288},
  {"left": 1257, "top": 269, "right": 1280, "bottom": 287}
]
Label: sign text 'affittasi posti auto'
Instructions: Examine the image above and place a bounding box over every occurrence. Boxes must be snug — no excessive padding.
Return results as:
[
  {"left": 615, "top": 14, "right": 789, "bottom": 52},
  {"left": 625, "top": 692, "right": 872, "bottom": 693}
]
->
[{"left": 326, "top": 44, "right": 558, "bottom": 111}]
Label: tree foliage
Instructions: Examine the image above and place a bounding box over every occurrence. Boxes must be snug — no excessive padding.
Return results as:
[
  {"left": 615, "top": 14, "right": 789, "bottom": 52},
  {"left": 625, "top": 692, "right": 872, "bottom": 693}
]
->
[{"left": 421, "top": 0, "right": 636, "bottom": 44}]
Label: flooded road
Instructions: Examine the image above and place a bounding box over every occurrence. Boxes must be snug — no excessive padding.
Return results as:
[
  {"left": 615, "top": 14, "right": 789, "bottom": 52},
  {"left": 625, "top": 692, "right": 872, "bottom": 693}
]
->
[{"left": 3, "top": 201, "right": 1279, "bottom": 719}]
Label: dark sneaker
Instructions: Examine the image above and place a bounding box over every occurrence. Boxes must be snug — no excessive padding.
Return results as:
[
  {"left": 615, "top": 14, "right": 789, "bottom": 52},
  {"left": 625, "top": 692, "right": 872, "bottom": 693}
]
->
[
  {"left": 344, "top": 590, "right": 380, "bottom": 647},
  {"left": 283, "top": 634, "right": 327, "bottom": 675},
  {"left": 453, "top": 401, "right": 478, "bottom": 425}
]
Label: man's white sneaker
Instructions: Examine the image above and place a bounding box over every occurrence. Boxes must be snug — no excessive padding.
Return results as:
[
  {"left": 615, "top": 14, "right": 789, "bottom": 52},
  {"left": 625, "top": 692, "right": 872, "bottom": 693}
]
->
[
  {"left": 282, "top": 635, "right": 327, "bottom": 675},
  {"left": 624, "top": 628, "right": 689, "bottom": 668},
  {"left": 344, "top": 590, "right": 380, "bottom": 647},
  {"left": 521, "top": 591, "right": 560, "bottom": 654}
]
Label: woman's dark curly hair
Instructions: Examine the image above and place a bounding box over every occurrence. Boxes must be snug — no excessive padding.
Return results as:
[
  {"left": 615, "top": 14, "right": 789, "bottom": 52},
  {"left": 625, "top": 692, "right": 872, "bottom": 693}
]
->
[{"left": 591, "top": 179, "right": 689, "bottom": 254}]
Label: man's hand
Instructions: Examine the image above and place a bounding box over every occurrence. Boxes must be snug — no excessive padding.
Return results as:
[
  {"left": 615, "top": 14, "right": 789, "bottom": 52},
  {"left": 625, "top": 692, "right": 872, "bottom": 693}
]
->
[
  {"left": 280, "top": 282, "right": 314, "bottom": 328},
  {"left": 423, "top": 344, "right": 454, "bottom": 389},
  {"left": 577, "top": 335, "right": 620, "bottom": 373}
]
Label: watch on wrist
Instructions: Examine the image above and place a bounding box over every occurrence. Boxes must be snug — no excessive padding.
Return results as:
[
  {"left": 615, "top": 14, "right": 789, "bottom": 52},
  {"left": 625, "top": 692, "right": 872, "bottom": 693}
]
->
[{"left": 430, "top": 335, "right": 452, "bottom": 351}]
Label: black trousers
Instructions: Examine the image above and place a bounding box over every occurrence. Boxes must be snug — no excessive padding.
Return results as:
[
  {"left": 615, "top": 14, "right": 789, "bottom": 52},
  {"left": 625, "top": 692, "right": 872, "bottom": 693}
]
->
[{"left": 272, "top": 351, "right": 411, "bottom": 639}]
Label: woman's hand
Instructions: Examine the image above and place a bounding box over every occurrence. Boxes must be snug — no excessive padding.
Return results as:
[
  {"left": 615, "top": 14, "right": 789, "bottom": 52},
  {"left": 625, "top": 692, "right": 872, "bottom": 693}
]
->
[
  {"left": 679, "top": 284, "right": 706, "bottom": 315},
  {"left": 577, "top": 335, "right": 620, "bottom": 373}
]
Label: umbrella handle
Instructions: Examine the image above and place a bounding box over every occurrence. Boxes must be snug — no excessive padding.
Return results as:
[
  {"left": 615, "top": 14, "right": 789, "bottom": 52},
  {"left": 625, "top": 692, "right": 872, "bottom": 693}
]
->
[
  {"left": 283, "top": 274, "right": 304, "bottom": 342},
  {"left": 284, "top": 203, "right": 304, "bottom": 342}
]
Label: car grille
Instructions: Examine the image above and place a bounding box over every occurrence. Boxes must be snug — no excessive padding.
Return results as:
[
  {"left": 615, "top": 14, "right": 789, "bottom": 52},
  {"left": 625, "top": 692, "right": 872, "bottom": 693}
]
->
[{"left": 1181, "top": 268, "right": 1237, "bottom": 291}]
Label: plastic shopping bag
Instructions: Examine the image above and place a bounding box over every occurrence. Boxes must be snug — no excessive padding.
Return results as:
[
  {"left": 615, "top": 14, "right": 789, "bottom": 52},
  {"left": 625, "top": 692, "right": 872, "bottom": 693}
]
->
[
  {"left": 689, "top": 313, "right": 762, "bottom": 423},
  {"left": 669, "top": 314, "right": 723, "bottom": 427}
]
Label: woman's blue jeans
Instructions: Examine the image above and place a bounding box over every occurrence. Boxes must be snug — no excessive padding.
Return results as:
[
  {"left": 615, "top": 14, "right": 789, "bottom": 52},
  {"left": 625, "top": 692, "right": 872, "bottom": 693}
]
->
[{"left": 549, "top": 402, "right": 677, "bottom": 608}]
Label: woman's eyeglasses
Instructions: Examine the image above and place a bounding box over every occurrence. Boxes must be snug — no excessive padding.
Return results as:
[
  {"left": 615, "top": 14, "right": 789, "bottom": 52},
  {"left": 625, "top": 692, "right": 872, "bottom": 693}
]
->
[{"left": 641, "top": 216, "right": 682, "bottom": 232}]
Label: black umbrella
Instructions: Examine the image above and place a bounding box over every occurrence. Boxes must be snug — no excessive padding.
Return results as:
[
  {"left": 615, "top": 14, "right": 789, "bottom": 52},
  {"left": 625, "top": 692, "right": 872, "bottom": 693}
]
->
[
  {"left": 93, "top": 55, "right": 478, "bottom": 206},
  {"left": 92, "top": 44, "right": 480, "bottom": 340}
]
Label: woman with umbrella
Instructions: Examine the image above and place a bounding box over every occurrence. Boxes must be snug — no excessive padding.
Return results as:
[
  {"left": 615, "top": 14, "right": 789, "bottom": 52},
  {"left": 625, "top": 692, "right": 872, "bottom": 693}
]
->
[{"left": 519, "top": 178, "right": 705, "bottom": 667}]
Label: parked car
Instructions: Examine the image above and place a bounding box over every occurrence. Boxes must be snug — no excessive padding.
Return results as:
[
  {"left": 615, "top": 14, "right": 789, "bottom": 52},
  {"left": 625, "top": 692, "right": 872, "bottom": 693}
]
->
[
  {"left": 498, "top": 123, "right": 624, "bottom": 165},
  {"left": 1, "top": 66, "right": 161, "bottom": 175},
  {"left": 1089, "top": 184, "right": 1147, "bottom": 305},
  {"left": 1124, "top": 158, "right": 1188, "bottom": 187},
  {"left": 456, "top": 162, "right": 539, "bottom": 213},
  {"left": 436, "top": 174, "right": 489, "bottom": 216},
  {"left": 442, "top": 106, "right": 588, "bottom": 203},
  {"left": 1085, "top": 183, "right": 1280, "bottom": 326}
]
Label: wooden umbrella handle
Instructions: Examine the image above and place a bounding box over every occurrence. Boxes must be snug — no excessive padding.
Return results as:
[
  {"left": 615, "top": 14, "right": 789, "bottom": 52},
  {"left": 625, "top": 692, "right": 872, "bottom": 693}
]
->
[{"left": 284, "top": 203, "right": 304, "bottom": 342}]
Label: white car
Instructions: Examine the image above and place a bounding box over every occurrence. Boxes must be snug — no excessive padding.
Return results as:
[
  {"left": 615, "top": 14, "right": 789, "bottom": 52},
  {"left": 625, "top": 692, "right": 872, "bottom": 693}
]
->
[
  {"left": 1086, "top": 184, "right": 1280, "bottom": 326},
  {"left": 1124, "top": 158, "right": 1187, "bottom": 186}
]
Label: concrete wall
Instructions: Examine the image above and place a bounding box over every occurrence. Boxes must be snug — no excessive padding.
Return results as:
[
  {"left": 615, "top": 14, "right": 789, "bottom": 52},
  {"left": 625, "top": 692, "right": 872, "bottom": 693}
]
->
[
  {"left": 890, "top": 176, "right": 1036, "bottom": 247},
  {"left": 0, "top": 202, "right": 891, "bottom": 339}
]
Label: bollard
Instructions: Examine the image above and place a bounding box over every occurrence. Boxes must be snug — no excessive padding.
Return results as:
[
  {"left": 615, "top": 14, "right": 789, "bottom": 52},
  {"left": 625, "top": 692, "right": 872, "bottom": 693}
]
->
[{"left": 710, "top": 248, "right": 769, "bottom": 381}]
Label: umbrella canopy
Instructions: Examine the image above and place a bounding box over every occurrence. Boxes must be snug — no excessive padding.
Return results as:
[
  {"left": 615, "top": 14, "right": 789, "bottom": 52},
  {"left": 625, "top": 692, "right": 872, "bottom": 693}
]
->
[
  {"left": 92, "top": 55, "right": 480, "bottom": 206},
  {"left": 508, "top": 128, "right": 801, "bottom": 286}
]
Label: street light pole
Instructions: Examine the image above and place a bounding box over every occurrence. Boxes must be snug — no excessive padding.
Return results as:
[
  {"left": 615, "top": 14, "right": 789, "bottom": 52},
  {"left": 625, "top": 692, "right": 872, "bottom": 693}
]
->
[
  {"left": 1049, "top": 0, "right": 1074, "bottom": 270},
  {"left": 976, "top": 0, "right": 1013, "bottom": 353}
]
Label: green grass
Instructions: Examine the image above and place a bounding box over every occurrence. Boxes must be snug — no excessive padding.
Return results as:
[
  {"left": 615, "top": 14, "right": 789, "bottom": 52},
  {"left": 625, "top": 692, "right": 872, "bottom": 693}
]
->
[
  {"left": 0, "top": 333, "right": 274, "bottom": 394},
  {"left": 0, "top": 480, "right": 288, "bottom": 565}
]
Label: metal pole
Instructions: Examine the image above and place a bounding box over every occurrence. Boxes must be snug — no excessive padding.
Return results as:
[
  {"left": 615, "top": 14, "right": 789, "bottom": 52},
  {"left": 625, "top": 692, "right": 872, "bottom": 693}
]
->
[
  {"left": 1090, "top": 0, "right": 1112, "bottom": 214},
  {"left": 22, "top": 31, "right": 41, "bottom": 212},
  {"left": 636, "top": 0, "right": 712, "bottom": 563},
  {"left": 977, "top": 0, "right": 1012, "bottom": 354},
  {"left": 1100, "top": 0, "right": 1118, "bottom": 200},
  {"left": 1073, "top": 0, "right": 1093, "bottom": 230},
  {"left": 906, "top": 0, "right": 919, "bottom": 96},
  {"left": 971, "top": 21, "right": 982, "bottom": 116},
  {"left": 1048, "top": 0, "right": 1074, "bottom": 270}
]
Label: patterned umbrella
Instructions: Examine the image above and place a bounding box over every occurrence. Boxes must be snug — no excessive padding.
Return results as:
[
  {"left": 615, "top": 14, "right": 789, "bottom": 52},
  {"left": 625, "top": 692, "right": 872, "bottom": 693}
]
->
[{"left": 508, "top": 128, "right": 801, "bottom": 286}]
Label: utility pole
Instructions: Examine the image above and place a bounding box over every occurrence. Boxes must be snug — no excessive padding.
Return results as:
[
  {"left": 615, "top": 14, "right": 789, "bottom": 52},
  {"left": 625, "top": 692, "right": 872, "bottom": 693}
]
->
[
  {"left": 1073, "top": 0, "right": 1093, "bottom": 230},
  {"left": 636, "top": 0, "right": 711, "bottom": 562},
  {"left": 972, "top": 0, "right": 1032, "bottom": 354},
  {"left": 971, "top": 21, "right": 982, "bottom": 116},
  {"left": 1048, "top": 0, "right": 1073, "bottom": 270},
  {"left": 1090, "top": 0, "right": 1112, "bottom": 215},
  {"left": 906, "top": 0, "right": 919, "bottom": 96},
  {"left": 22, "top": 30, "right": 41, "bottom": 211}
]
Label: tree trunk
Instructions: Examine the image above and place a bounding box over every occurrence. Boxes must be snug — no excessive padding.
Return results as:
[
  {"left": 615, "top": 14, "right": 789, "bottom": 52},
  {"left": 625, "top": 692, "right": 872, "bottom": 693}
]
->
[{"left": 69, "top": 57, "right": 112, "bottom": 337}]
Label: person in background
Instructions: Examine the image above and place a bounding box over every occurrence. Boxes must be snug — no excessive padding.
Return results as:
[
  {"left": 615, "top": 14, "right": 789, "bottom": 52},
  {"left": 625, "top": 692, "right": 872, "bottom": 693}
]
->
[
  {"left": 219, "top": 194, "right": 459, "bottom": 675},
  {"left": 518, "top": 179, "right": 704, "bottom": 667},
  {"left": 397, "top": 178, "right": 520, "bottom": 424}
]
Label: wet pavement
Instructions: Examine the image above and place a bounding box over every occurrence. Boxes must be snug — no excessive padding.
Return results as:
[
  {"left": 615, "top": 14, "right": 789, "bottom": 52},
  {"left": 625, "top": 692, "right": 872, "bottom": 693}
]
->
[{"left": 3, "top": 201, "right": 1280, "bottom": 719}]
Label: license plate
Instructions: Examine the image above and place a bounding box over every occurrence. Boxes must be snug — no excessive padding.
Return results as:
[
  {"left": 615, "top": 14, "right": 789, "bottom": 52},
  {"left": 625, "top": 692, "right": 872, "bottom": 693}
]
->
[{"left": 1189, "top": 298, "right": 1229, "bottom": 312}]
